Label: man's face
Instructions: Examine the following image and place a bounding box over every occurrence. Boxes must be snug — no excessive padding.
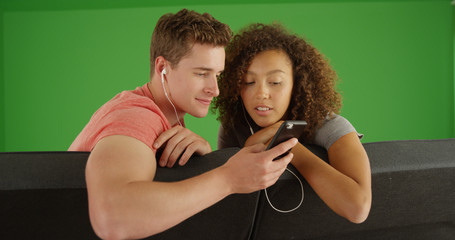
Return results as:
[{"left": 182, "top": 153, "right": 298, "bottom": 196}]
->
[{"left": 166, "top": 43, "right": 225, "bottom": 118}]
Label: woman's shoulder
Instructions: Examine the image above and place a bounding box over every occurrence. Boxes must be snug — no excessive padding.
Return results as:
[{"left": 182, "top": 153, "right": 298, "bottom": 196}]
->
[{"left": 312, "top": 114, "right": 363, "bottom": 150}]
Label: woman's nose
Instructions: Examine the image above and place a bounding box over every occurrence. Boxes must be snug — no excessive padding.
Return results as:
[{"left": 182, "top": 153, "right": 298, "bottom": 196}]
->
[{"left": 255, "top": 84, "right": 269, "bottom": 99}]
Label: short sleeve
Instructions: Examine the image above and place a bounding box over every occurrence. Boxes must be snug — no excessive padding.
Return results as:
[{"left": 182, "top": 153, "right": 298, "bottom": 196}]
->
[
  {"left": 92, "top": 107, "right": 169, "bottom": 153},
  {"left": 313, "top": 114, "right": 363, "bottom": 150},
  {"left": 69, "top": 85, "right": 172, "bottom": 152}
]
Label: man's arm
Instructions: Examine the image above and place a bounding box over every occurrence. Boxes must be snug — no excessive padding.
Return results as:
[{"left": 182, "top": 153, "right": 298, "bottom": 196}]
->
[{"left": 86, "top": 135, "right": 297, "bottom": 239}]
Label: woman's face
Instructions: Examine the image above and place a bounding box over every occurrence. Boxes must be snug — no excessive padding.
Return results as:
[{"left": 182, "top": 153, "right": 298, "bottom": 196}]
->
[{"left": 241, "top": 49, "right": 293, "bottom": 128}]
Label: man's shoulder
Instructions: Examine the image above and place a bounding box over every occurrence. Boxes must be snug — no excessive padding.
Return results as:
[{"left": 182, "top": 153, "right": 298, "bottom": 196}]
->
[
  {"left": 107, "top": 87, "right": 158, "bottom": 111},
  {"left": 70, "top": 85, "right": 170, "bottom": 152},
  {"left": 96, "top": 92, "right": 170, "bottom": 138},
  {"left": 94, "top": 86, "right": 165, "bottom": 122}
]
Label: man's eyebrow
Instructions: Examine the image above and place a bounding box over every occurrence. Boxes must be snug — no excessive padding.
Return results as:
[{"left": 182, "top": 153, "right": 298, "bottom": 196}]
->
[
  {"left": 193, "top": 67, "right": 224, "bottom": 74},
  {"left": 192, "top": 67, "right": 214, "bottom": 71}
]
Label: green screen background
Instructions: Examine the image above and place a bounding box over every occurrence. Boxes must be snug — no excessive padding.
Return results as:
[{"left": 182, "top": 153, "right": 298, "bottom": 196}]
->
[{"left": 1, "top": 0, "right": 454, "bottom": 152}]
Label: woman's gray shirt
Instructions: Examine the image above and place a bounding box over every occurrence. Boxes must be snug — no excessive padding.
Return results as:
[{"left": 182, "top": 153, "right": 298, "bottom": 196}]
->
[{"left": 218, "top": 114, "right": 362, "bottom": 151}]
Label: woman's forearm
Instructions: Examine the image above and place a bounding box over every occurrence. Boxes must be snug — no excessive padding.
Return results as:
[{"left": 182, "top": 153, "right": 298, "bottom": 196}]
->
[{"left": 290, "top": 140, "right": 371, "bottom": 223}]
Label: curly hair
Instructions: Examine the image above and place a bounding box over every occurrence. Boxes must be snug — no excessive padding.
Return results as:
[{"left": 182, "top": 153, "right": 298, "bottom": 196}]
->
[{"left": 213, "top": 23, "right": 342, "bottom": 142}]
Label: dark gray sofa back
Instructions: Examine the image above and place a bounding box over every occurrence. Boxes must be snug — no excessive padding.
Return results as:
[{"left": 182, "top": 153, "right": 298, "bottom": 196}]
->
[
  {"left": 1, "top": 152, "right": 95, "bottom": 239},
  {"left": 1, "top": 139, "right": 454, "bottom": 240},
  {"left": 0, "top": 149, "right": 256, "bottom": 239},
  {"left": 251, "top": 139, "right": 455, "bottom": 240}
]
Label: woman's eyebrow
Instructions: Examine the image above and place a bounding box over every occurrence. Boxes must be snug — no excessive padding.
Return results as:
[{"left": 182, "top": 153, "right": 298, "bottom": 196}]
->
[
  {"left": 266, "top": 69, "right": 286, "bottom": 75},
  {"left": 246, "top": 69, "right": 286, "bottom": 76}
]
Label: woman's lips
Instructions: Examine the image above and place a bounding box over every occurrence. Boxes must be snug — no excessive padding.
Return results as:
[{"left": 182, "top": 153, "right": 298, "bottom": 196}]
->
[{"left": 254, "top": 106, "right": 272, "bottom": 116}]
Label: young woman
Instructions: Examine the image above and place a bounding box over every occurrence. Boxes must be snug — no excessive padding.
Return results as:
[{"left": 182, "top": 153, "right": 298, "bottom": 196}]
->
[{"left": 214, "top": 23, "right": 371, "bottom": 223}]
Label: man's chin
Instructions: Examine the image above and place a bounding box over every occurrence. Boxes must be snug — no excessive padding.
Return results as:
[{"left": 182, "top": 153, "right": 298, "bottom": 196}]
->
[{"left": 190, "top": 110, "right": 209, "bottom": 118}]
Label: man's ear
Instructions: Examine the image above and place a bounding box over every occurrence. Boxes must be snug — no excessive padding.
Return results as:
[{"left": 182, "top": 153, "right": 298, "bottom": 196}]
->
[{"left": 154, "top": 56, "right": 167, "bottom": 80}]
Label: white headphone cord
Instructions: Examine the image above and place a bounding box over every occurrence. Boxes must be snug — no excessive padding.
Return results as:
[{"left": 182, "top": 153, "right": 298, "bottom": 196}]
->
[
  {"left": 161, "top": 70, "right": 182, "bottom": 127},
  {"left": 242, "top": 103, "right": 304, "bottom": 213},
  {"left": 264, "top": 168, "right": 304, "bottom": 213}
]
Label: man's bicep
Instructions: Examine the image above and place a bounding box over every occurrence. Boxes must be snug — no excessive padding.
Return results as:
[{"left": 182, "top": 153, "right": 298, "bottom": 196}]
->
[{"left": 86, "top": 135, "right": 158, "bottom": 188}]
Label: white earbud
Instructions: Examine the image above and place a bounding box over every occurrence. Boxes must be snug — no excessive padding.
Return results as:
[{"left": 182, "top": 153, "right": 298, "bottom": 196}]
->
[{"left": 161, "top": 69, "right": 167, "bottom": 83}]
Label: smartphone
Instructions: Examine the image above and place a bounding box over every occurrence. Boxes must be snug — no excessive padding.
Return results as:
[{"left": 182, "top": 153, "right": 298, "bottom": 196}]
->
[{"left": 265, "top": 120, "right": 307, "bottom": 160}]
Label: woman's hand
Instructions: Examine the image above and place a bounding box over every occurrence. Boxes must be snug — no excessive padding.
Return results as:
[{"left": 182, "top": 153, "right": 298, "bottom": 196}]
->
[{"left": 244, "top": 121, "right": 284, "bottom": 147}]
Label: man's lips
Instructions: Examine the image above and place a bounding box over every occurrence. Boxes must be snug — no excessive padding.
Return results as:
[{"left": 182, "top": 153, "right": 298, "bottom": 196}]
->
[{"left": 196, "top": 98, "right": 212, "bottom": 106}]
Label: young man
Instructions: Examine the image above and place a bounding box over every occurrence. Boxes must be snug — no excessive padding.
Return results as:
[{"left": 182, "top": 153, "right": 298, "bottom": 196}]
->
[{"left": 69, "top": 9, "right": 297, "bottom": 239}]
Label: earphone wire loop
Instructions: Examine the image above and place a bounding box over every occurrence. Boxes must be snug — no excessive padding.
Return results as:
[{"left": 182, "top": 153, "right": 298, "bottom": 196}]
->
[
  {"left": 264, "top": 168, "right": 304, "bottom": 213},
  {"left": 242, "top": 99, "right": 304, "bottom": 213}
]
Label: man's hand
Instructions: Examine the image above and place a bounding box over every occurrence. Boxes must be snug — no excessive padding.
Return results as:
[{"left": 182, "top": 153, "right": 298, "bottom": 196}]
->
[
  {"left": 221, "top": 137, "right": 298, "bottom": 194},
  {"left": 153, "top": 125, "right": 212, "bottom": 168},
  {"left": 244, "top": 121, "right": 284, "bottom": 147}
]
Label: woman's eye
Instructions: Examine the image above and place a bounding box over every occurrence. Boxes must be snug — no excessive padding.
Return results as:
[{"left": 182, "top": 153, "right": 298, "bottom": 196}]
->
[
  {"left": 270, "top": 81, "right": 282, "bottom": 85},
  {"left": 244, "top": 81, "right": 255, "bottom": 85}
]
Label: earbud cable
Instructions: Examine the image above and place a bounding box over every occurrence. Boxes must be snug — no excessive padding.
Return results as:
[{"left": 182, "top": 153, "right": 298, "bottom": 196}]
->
[
  {"left": 242, "top": 103, "right": 304, "bottom": 213},
  {"left": 161, "top": 70, "right": 183, "bottom": 126}
]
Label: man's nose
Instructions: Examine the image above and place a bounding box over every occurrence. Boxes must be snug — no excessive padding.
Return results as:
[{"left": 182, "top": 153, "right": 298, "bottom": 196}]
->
[{"left": 204, "top": 75, "right": 219, "bottom": 97}]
